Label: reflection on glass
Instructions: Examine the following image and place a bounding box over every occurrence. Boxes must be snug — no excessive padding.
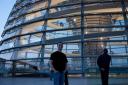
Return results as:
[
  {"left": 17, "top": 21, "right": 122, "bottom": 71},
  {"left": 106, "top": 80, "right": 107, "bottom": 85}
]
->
[
  {"left": 22, "top": 21, "right": 44, "bottom": 34},
  {"left": 20, "top": 35, "right": 30, "bottom": 45},
  {"left": 30, "top": 33, "right": 42, "bottom": 43},
  {"left": 25, "top": 12, "right": 41, "bottom": 21}
]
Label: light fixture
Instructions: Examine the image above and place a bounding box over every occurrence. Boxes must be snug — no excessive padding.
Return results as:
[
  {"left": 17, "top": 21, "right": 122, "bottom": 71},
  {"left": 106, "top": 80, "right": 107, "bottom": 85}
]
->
[
  {"left": 102, "top": 29, "right": 105, "bottom": 32},
  {"left": 73, "top": 18, "right": 76, "bottom": 22},
  {"left": 85, "top": 31, "right": 88, "bottom": 34},
  {"left": 100, "top": 37, "right": 103, "bottom": 40}
]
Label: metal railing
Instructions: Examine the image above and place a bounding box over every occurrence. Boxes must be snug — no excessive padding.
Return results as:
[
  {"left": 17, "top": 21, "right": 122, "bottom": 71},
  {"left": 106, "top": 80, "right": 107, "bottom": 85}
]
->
[{"left": 0, "top": 56, "right": 128, "bottom": 77}]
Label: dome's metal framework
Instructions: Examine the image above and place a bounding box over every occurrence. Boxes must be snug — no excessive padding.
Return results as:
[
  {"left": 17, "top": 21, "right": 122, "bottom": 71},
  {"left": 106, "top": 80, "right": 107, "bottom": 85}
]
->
[{"left": 0, "top": 0, "right": 128, "bottom": 76}]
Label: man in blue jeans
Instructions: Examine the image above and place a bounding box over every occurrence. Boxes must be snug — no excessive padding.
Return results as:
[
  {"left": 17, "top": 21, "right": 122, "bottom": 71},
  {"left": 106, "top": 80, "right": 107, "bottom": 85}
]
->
[{"left": 50, "top": 42, "right": 68, "bottom": 85}]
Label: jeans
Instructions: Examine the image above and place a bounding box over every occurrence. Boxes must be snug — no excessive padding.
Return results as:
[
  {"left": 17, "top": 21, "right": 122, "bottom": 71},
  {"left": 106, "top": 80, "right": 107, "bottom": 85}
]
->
[{"left": 53, "top": 71, "right": 65, "bottom": 85}]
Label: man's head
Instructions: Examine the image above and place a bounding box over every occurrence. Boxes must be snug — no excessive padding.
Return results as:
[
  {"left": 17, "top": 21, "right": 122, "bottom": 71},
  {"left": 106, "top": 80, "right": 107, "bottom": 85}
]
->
[
  {"left": 57, "top": 42, "right": 63, "bottom": 51},
  {"left": 103, "top": 48, "right": 108, "bottom": 54}
]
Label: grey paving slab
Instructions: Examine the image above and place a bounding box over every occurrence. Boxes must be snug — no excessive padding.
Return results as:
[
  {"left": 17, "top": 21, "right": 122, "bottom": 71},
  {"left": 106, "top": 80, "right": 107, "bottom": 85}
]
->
[{"left": 0, "top": 77, "right": 128, "bottom": 85}]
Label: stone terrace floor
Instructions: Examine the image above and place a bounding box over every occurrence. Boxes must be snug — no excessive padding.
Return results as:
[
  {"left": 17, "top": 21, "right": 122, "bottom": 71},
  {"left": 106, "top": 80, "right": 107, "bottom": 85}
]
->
[{"left": 0, "top": 77, "right": 128, "bottom": 85}]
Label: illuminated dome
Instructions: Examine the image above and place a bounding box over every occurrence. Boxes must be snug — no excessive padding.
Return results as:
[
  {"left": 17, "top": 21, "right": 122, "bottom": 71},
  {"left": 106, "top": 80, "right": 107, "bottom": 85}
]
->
[{"left": 0, "top": 0, "right": 128, "bottom": 75}]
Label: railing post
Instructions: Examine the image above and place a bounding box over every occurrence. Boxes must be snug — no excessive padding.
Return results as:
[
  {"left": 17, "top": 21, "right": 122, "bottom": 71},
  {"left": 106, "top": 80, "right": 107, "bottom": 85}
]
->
[
  {"left": 12, "top": 60, "right": 16, "bottom": 77},
  {"left": 80, "top": 0, "right": 85, "bottom": 77}
]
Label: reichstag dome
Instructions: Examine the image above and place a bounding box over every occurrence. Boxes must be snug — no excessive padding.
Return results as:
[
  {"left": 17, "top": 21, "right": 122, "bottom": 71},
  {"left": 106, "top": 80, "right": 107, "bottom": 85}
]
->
[{"left": 0, "top": 0, "right": 128, "bottom": 76}]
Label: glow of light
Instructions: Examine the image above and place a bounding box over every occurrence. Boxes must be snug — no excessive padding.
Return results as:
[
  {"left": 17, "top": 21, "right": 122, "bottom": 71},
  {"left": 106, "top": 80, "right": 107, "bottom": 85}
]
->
[
  {"left": 73, "top": 18, "right": 76, "bottom": 22},
  {"left": 85, "top": 31, "right": 88, "bottom": 34},
  {"left": 102, "top": 29, "right": 105, "bottom": 32},
  {"left": 101, "top": 44, "right": 104, "bottom": 48},
  {"left": 100, "top": 37, "right": 103, "bottom": 40}
]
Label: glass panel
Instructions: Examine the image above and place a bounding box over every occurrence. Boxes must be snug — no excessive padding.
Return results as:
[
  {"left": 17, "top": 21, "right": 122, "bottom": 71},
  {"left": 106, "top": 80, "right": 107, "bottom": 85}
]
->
[
  {"left": 0, "top": 52, "right": 13, "bottom": 60},
  {"left": 30, "top": 33, "right": 42, "bottom": 43},
  {"left": 50, "top": 0, "right": 67, "bottom": 6},
  {"left": 47, "top": 17, "right": 80, "bottom": 30},
  {"left": 1, "top": 40, "right": 15, "bottom": 50},
  {"left": 20, "top": 35, "right": 30, "bottom": 45},
  {"left": 110, "top": 46, "right": 127, "bottom": 55},
  {"left": 17, "top": 50, "right": 26, "bottom": 59},
  {"left": 50, "top": 0, "right": 80, "bottom": 6},
  {"left": 83, "top": 1, "right": 124, "bottom": 35},
  {"left": 40, "top": 10, "right": 47, "bottom": 16},
  {"left": 3, "top": 29, "right": 18, "bottom": 40},
  {"left": 17, "top": 46, "right": 41, "bottom": 59},
  {"left": 15, "top": 16, "right": 24, "bottom": 25},
  {"left": 31, "top": 1, "right": 48, "bottom": 11},
  {"left": 25, "top": 12, "right": 42, "bottom": 21},
  {"left": 22, "top": 21, "right": 44, "bottom": 34},
  {"left": 46, "top": 29, "right": 80, "bottom": 40},
  {"left": 49, "top": 4, "right": 81, "bottom": 18},
  {"left": 68, "top": 57, "right": 82, "bottom": 71},
  {"left": 47, "top": 18, "right": 69, "bottom": 30},
  {"left": 84, "top": 1, "right": 122, "bottom": 14},
  {"left": 112, "top": 58, "right": 128, "bottom": 66}
]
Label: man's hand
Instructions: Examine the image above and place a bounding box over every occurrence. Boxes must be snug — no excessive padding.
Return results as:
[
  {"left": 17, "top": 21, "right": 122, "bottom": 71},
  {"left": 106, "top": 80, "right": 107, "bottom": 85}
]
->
[
  {"left": 101, "top": 68, "right": 105, "bottom": 71},
  {"left": 51, "top": 67, "right": 58, "bottom": 72},
  {"left": 53, "top": 69, "right": 58, "bottom": 72}
]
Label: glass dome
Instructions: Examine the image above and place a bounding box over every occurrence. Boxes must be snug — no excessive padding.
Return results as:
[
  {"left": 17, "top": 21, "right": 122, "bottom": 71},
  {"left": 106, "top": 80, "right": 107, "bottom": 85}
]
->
[{"left": 0, "top": 0, "right": 128, "bottom": 75}]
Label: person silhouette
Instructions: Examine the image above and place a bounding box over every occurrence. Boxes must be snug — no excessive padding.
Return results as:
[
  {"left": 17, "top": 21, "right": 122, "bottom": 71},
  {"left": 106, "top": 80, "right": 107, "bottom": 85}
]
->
[
  {"left": 49, "top": 42, "right": 68, "bottom": 85},
  {"left": 97, "top": 48, "right": 111, "bottom": 85}
]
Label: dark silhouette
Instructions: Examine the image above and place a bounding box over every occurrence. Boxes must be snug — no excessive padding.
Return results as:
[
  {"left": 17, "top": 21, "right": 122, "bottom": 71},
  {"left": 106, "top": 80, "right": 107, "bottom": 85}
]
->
[
  {"left": 32, "top": 66, "right": 38, "bottom": 71},
  {"left": 64, "top": 71, "right": 69, "bottom": 85},
  {"left": 50, "top": 42, "right": 68, "bottom": 85},
  {"left": 97, "top": 49, "right": 111, "bottom": 85}
]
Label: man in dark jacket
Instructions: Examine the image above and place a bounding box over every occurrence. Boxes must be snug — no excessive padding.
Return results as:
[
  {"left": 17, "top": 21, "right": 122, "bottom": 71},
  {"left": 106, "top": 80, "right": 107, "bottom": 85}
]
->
[
  {"left": 97, "top": 48, "right": 111, "bottom": 85},
  {"left": 50, "top": 42, "right": 68, "bottom": 85}
]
